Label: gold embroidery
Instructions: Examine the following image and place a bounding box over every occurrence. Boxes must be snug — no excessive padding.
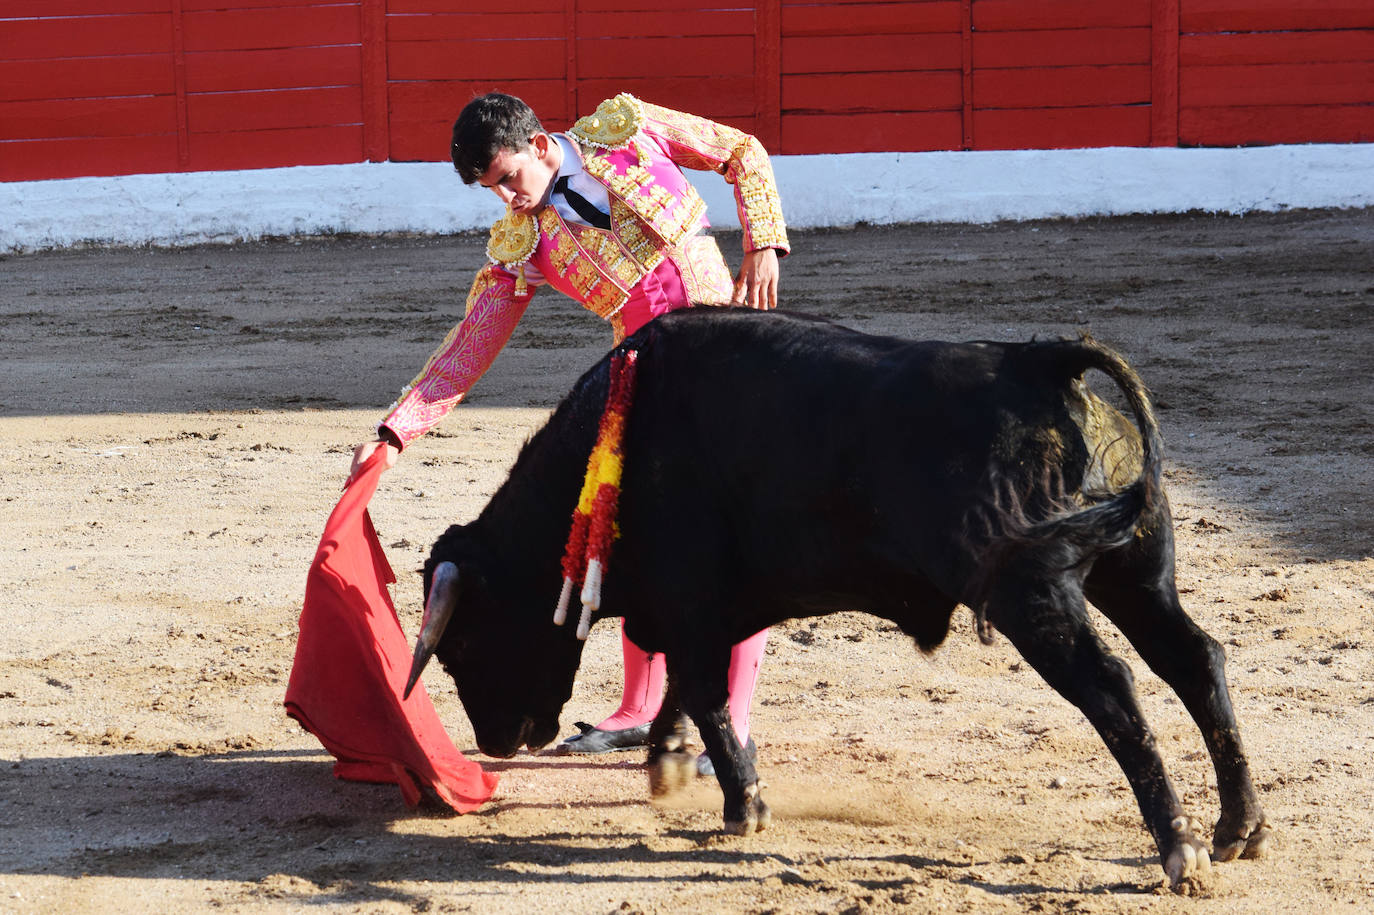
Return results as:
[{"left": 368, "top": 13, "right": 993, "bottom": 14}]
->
[
  {"left": 569, "top": 94, "right": 644, "bottom": 151},
  {"left": 486, "top": 208, "right": 538, "bottom": 267}
]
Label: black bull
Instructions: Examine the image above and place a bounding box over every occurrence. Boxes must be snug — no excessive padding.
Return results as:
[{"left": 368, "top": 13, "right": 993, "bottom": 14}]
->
[{"left": 405, "top": 308, "right": 1270, "bottom": 890}]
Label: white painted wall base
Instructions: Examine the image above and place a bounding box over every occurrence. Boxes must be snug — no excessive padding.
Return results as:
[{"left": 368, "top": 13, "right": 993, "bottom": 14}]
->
[{"left": 2, "top": 144, "right": 1371, "bottom": 253}]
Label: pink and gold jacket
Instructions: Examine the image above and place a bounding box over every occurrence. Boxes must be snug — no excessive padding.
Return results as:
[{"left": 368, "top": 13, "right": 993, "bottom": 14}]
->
[{"left": 380, "top": 93, "right": 790, "bottom": 449}]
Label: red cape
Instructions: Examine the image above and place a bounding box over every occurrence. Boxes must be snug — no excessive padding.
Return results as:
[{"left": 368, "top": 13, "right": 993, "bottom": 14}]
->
[{"left": 284, "top": 451, "right": 499, "bottom": 812}]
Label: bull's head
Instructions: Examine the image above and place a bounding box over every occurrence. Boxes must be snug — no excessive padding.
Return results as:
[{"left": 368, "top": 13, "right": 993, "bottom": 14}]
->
[{"left": 404, "top": 525, "right": 585, "bottom": 757}]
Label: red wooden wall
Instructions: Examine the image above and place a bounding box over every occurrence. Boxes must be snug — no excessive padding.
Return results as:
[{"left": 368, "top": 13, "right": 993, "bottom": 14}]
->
[{"left": 2, "top": 0, "right": 1370, "bottom": 182}]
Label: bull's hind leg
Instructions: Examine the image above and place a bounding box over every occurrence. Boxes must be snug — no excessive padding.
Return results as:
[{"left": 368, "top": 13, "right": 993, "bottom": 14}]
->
[
  {"left": 1086, "top": 539, "right": 1271, "bottom": 862},
  {"left": 987, "top": 574, "right": 1211, "bottom": 892}
]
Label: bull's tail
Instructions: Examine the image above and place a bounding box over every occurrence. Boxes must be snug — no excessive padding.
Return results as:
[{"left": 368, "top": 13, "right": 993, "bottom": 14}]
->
[{"left": 965, "top": 335, "right": 1163, "bottom": 642}]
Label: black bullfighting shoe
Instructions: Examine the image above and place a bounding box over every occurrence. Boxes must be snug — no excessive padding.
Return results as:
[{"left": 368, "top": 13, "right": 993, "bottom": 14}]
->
[
  {"left": 555, "top": 721, "right": 652, "bottom": 754},
  {"left": 695, "top": 737, "right": 757, "bottom": 777}
]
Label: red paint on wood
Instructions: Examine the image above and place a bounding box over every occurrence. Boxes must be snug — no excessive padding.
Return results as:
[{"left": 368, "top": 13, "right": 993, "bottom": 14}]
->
[
  {"left": 974, "top": 28, "right": 1151, "bottom": 68},
  {"left": 0, "top": 95, "right": 176, "bottom": 140},
  {"left": 961, "top": 0, "right": 974, "bottom": 148},
  {"left": 783, "top": 33, "right": 963, "bottom": 74},
  {"left": 1151, "top": 0, "right": 1180, "bottom": 146},
  {"left": 184, "top": 46, "right": 360, "bottom": 94},
  {"left": 974, "top": 106, "right": 1152, "bottom": 149},
  {"left": 576, "top": 9, "right": 754, "bottom": 38},
  {"left": 1181, "top": 0, "right": 1374, "bottom": 33},
  {"left": 388, "top": 39, "right": 566, "bottom": 82},
  {"left": 0, "top": 55, "right": 174, "bottom": 104},
  {"left": 781, "top": 1, "right": 962, "bottom": 36},
  {"left": 1183, "top": 62, "right": 1374, "bottom": 107},
  {"left": 578, "top": 36, "right": 753, "bottom": 79},
  {"left": 0, "top": 14, "right": 173, "bottom": 60},
  {"left": 388, "top": 12, "right": 564, "bottom": 41},
  {"left": 0, "top": 135, "right": 179, "bottom": 182},
  {"left": 575, "top": 77, "right": 757, "bottom": 118},
  {"left": 784, "top": 71, "right": 963, "bottom": 113},
  {"left": 180, "top": 6, "right": 360, "bottom": 53},
  {"left": 1182, "top": 103, "right": 1374, "bottom": 145},
  {"left": 977, "top": 66, "right": 1151, "bottom": 109},
  {"left": 188, "top": 87, "right": 362, "bottom": 134},
  {"left": 782, "top": 110, "right": 963, "bottom": 153},
  {"left": 756, "top": 0, "right": 782, "bottom": 152},
  {"left": 361, "top": 0, "right": 387, "bottom": 162},
  {"left": 975, "top": 0, "right": 1151, "bottom": 31},
  {"left": 187, "top": 125, "right": 362, "bottom": 171},
  {"left": 1181, "top": 31, "right": 1374, "bottom": 67}
]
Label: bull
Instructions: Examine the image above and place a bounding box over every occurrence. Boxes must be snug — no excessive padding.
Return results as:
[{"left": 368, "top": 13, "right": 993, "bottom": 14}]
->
[{"left": 403, "top": 307, "right": 1270, "bottom": 891}]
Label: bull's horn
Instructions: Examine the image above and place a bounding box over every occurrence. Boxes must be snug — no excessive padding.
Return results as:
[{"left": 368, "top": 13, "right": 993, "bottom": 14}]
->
[{"left": 403, "top": 560, "right": 459, "bottom": 700}]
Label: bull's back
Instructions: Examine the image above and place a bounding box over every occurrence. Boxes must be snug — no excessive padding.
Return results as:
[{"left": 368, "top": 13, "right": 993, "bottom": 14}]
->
[{"left": 615, "top": 310, "right": 1086, "bottom": 591}]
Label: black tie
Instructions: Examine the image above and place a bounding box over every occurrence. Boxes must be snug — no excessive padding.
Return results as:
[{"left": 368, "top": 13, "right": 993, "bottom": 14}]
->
[{"left": 555, "top": 175, "right": 611, "bottom": 229}]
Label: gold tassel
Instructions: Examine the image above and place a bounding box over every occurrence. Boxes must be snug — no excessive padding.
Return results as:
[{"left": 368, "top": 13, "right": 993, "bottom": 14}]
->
[{"left": 515, "top": 264, "right": 528, "bottom": 297}]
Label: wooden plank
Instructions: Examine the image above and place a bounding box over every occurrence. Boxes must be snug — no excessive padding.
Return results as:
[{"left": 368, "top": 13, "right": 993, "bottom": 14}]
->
[
  {"left": 362, "top": 0, "right": 388, "bottom": 163},
  {"left": 0, "top": 95, "right": 177, "bottom": 140},
  {"left": 1181, "top": 103, "right": 1374, "bottom": 145},
  {"left": 187, "top": 125, "right": 363, "bottom": 172},
  {"left": 5, "top": 1, "right": 170, "bottom": 15},
  {"left": 783, "top": 71, "right": 963, "bottom": 113},
  {"left": 0, "top": 135, "right": 179, "bottom": 182},
  {"left": 1152, "top": 0, "right": 1181, "bottom": 147},
  {"left": 756, "top": 0, "right": 782, "bottom": 152},
  {"left": 1181, "top": 0, "right": 1374, "bottom": 33},
  {"left": 576, "top": 9, "right": 754, "bottom": 38},
  {"left": 973, "top": 106, "right": 1152, "bottom": 149},
  {"left": 575, "top": 0, "right": 752, "bottom": 10},
  {"left": 783, "top": 34, "right": 963, "bottom": 73},
  {"left": 974, "top": 0, "right": 1150, "bottom": 31},
  {"left": 0, "top": 55, "right": 174, "bottom": 104},
  {"left": 181, "top": 6, "right": 360, "bottom": 53},
  {"left": 187, "top": 87, "right": 363, "bottom": 133},
  {"left": 388, "top": 39, "right": 565, "bottom": 81},
  {"left": 781, "top": 110, "right": 963, "bottom": 153},
  {"left": 781, "top": 2, "right": 962, "bottom": 37},
  {"left": 389, "top": 0, "right": 562, "bottom": 12},
  {"left": 388, "top": 12, "right": 564, "bottom": 41},
  {"left": 184, "top": 46, "right": 360, "bottom": 93},
  {"left": 1181, "top": 31, "right": 1374, "bottom": 67},
  {"left": 0, "top": 14, "right": 173, "bottom": 60},
  {"left": 388, "top": 79, "right": 570, "bottom": 138},
  {"left": 1182, "top": 62, "right": 1374, "bottom": 107},
  {"left": 574, "top": 77, "right": 756, "bottom": 118},
  {"left": 183, "top": 0, "right": 346, "bottom": 10},
  {"left": 974, "top": 28, "right": 1151, "bottom": 68},
  {"left": 577, "top": 36, "right": 752, "bottom": 79},
  {"left": 976, "top": 65, "right": 1151, "bottom": 108}
]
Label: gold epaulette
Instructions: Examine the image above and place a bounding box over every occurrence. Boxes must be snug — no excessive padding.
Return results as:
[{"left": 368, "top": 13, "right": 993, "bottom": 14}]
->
[
  {"left": 485, "top": 207, "right": 540, "bottom": 295},
  {"left": 569, "top": 94, "right": 644, "bottom": 151}
]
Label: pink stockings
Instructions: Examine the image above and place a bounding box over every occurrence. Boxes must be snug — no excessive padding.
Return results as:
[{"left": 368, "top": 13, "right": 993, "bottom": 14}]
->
[{"left": 595, "top": 621, "right": 769, "bottom": 742}]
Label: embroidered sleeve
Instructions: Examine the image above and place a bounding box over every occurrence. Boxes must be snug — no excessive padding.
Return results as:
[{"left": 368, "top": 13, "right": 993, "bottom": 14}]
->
[
  {"left": 379, "top": 265, "right": 533, "bottom": 449},
  {"left": 637, "top": 100, "right": 789, "bottom": 255}
]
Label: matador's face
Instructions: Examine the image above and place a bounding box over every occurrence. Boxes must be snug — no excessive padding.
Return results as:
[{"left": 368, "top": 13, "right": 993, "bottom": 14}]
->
[{"left": 479, "top": 132, "right": 560, "bottom": 218}]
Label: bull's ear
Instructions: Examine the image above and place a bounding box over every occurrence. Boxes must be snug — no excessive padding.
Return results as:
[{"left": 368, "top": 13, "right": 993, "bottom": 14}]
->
[{"left": 403, "top": 560, "right": 460, "bottom": 699}]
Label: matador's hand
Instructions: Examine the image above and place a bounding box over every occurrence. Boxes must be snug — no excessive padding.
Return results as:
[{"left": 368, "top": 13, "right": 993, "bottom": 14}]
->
[{"left": 732, "top": 248, "right": 780, "bottom": 310}]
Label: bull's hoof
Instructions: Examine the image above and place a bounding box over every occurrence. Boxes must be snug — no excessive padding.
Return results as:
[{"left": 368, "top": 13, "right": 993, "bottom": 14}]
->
[
  {"left": 723, "top": 787, "right": 770, "bottom": 836},
  {"left": 648, "top": 749, "right": 694, "bottom": 798},
  {"left": 1164, "top": 817, "right": 1214, "bottom": 894},
  {"left": 1213, "top": 817, "right": 1273, "bottom": 863}
]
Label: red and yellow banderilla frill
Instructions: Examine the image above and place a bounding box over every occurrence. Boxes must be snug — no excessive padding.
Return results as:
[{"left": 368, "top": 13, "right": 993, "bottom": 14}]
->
[{"left": 555, "top": 348, "right": 639, "bottom": 639}]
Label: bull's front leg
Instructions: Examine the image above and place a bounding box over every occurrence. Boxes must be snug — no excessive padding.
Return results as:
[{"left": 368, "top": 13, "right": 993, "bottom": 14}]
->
[
  {"left": 689, "top": 702, "right": 770, "bottom": 835},
  {"left": 646, "top": 681, "right": 695, "bottom": 798}
]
